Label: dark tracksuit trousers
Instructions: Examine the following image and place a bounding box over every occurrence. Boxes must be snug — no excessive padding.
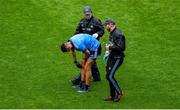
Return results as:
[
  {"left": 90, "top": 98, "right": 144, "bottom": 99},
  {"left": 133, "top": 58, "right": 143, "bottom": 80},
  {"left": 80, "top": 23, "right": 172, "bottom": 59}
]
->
[{"left": 106, "top": 56, "right": 124, "bottom": 98}]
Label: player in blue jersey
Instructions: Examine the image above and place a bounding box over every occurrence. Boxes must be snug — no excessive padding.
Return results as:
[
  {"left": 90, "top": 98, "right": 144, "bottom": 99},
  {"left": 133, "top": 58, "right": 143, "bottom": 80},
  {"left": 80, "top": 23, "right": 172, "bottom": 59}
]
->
[{"left": 60, "top": 34, "right": 101, "bottom": 93}]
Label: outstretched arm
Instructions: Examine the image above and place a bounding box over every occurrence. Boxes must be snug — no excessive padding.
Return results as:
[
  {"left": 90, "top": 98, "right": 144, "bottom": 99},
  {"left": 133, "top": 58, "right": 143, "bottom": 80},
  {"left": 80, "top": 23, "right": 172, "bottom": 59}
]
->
[
  {"left": 70, "top": 50, "right": 77, "bottom": 62},
  {"left": 70, "top": 50, "right": 82, "bottom": 69}
]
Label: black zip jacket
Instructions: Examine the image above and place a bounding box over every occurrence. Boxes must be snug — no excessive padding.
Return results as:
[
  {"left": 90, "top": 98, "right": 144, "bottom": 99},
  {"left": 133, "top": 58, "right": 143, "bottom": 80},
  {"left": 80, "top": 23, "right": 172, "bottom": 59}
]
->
[
  {"left": 74, "top": 16, "right": 104, "bottom": 40},
  {"left": 109, "top": 27, "right": 125, "bottom": 58}
]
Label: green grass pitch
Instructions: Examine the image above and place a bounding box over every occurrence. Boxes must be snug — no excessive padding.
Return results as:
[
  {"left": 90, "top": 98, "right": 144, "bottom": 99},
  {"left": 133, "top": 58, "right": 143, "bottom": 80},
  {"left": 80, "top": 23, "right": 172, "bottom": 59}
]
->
[{"left": 0, "top": 0, "right": 180, "bottom": 108}]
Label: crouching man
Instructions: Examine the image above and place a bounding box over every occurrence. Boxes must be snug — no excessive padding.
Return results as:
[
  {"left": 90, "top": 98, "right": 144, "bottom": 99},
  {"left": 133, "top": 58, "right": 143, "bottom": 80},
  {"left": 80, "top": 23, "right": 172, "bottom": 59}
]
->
[{"left": 60, "top": 34, "right": 101, "bottom": 93}]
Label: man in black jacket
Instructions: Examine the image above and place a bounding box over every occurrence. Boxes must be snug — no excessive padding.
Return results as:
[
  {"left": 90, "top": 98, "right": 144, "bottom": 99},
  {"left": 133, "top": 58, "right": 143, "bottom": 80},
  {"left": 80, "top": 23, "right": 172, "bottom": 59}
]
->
[
  {"left": 71, "top": 6, "right": 104, "bottom": 86},
  {"left": 103, "top": 19, "right": 125, "bottom": 102}
]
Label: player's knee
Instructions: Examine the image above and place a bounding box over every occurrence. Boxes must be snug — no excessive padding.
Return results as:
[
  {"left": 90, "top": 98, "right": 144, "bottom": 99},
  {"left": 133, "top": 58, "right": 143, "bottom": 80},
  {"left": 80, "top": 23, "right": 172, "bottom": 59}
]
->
[
  {"left": 82, "top": 65, "right": 85, "bottom": 69},
  {"left": 85, "top": 64, "right": 91, "bottom": 71},
  {"left": 86, "top": 61, "right": 93, "bottom": 68},
  {"left": 87, "top": 60, "right": 94, "bottom": 65}
]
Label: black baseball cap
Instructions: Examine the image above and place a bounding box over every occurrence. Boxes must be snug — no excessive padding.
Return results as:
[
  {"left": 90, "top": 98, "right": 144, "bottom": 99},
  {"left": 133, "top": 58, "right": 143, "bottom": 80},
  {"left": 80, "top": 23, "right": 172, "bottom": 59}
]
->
[
  {"left": 103, "top": 19, "right": 116, "bottom": 26},
  {"left": 60, "top": 43, "right": 67, "bottom": 52},
  {"left": 83, "top": 6, "right": 92, "bottom": 15}
]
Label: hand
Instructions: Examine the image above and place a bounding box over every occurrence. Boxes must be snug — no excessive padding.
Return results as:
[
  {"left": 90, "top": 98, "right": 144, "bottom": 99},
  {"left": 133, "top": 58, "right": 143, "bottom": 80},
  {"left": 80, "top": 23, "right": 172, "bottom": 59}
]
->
[
  {"left": 103, "top": 55, "right": 108, "bottom": 62},
  {"left": 103, "top": 51, "right": 110, "bottom": 62},
  {"left": 106, "top": 44, "right": 110, "bottom": 50},
  {"left": 92, "top": 33, "right": 98, "bottom": 38},
  {"left": 74, "top": 61, "right": 82, "bottom": 68}
]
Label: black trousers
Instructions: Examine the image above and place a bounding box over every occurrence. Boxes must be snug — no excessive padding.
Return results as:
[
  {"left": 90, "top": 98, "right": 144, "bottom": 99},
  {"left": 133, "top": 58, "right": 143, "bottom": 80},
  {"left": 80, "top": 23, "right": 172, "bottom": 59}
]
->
[
  {"left": 91, "top": 61, "right": 101, "bottom": 81},
  {"left": 106, "top": 57, "right": 124, "bottom": 98}
]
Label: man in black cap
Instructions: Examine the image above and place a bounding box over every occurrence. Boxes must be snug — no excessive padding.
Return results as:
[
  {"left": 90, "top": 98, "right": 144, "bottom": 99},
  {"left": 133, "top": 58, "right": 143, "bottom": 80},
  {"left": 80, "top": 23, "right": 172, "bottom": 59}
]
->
[
  {"left": 71, "top": 6, "right": 104, "bottom": 86},
  {"left": 103, "top": 19, "right": 125, "bottom": 102}
]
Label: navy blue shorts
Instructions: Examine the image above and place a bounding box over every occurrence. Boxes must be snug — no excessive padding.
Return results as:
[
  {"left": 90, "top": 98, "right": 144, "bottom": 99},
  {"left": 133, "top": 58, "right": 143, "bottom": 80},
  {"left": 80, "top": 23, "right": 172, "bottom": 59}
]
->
[{"left": 89, "top": 45, "right": 101, "bottom": 60}]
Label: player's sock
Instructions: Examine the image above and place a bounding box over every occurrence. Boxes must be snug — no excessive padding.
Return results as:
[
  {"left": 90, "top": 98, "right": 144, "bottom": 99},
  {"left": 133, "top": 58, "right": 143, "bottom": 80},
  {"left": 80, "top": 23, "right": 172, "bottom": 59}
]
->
[{"left": 80, "top": 81, "right": 85, "bottom": 89}]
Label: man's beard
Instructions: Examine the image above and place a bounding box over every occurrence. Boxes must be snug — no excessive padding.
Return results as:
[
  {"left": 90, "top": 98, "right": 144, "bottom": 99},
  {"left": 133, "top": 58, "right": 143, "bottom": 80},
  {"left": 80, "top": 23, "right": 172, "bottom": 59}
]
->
[
  {"left": 85, "top": 15, "right": 92, "bottom": 20},
  {"left": 107, "top": 28, "right": 111, "bottom": 32}
]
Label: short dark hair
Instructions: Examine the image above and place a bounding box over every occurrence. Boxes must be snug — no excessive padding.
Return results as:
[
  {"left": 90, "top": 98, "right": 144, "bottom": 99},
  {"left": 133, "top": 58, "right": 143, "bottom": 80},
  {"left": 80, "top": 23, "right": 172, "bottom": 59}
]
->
[{"left": 60, "top": 43, "right": 67, "bottom": 52}]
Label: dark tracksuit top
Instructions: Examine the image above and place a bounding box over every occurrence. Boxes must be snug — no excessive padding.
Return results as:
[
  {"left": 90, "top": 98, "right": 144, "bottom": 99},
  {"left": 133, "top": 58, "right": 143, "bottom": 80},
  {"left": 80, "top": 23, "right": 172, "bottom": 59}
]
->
[
  {"left": 74, "top": 16, "right": 104, "bottom": 40},
  {"left": 109, "top": 27, "right": 125, "bottom": 58},
  {"left": 106, "top": 27, "right": 125, "bottom": 96}
]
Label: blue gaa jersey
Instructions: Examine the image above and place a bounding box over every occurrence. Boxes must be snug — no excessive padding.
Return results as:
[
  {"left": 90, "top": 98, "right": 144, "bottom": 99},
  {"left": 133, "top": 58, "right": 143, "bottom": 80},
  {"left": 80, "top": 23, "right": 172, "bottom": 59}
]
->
[{"left": 70, "top": 34, "right": 100, "bottom": 52}]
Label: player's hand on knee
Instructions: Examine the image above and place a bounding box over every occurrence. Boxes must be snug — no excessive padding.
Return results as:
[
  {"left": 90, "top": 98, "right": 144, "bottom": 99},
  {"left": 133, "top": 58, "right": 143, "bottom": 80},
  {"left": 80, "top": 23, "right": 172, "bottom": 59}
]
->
[{"left": 74, "top": 61, "right": 82, "bottom": 68}]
